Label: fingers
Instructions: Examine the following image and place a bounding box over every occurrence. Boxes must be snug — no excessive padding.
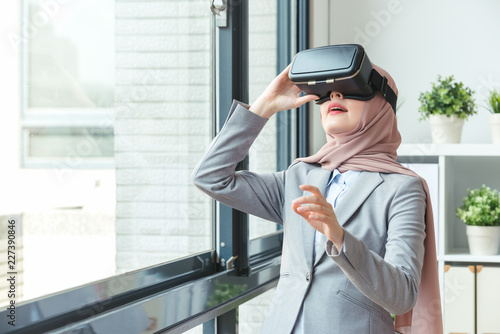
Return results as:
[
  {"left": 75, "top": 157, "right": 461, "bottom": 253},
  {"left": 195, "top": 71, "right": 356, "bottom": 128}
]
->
[
  {"left": 277, "top": 64, "right": 293, "bottom": 84},
  {"left": 299, "top": 184, "right": 323, "bottom": 197},
  {"left": 295, "top": 185, "right": 328, "bottom": 205},
  {"left": 291, "top": 202, "right": 308, "bottom": 220},
  {"left": 293, "top": 195, "right": 324, "bottom": 207},
  {"left": 292, "top": 202, "right": 325, "bottom": 222},
  {"left": 296, "top": 204, "right": 327, "bottom": 213},
  {"left": 293, "top": 203, "right": 332, "bottom": 220},
  {"left": 292, "top": 201, "right": 330, "bottom": 236},
  {"left": 292, "top": 184, "right": 333, "bottom": 217},
  {"left": 292, "top": 184, "right": 344, "bottom": 249},
  {"left": 280, "top": 64, "right": 291, "bottom": 76},
  {"left": 257, "top": 65, "right": 317, "bottom": 114},
  {"left": 296, "top": 94, "right": 320, "bottom": 106}
]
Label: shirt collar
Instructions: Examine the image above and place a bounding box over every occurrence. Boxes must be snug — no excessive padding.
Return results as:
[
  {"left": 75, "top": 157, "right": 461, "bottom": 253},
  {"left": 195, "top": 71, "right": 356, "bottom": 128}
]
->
[{"left": 327, "top": 169, "right": 362, "bottom": 188}]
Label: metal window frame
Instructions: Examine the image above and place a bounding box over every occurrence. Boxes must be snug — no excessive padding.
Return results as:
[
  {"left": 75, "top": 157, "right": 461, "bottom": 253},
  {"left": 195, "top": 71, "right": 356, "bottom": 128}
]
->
[
  {"left": 216, "top": 0, "right": 250, "bottom": 278},
  {"left": 0, "top": 1, "right": 311, "bottom": 333},
  {"left": 276, "top": 0, "right": 293, "bottom": 171},
  {"left": 296, "top": 0, "right": 310, "bottom": 158},
  {"left": 0, "top": 252, "right": 216, "bottom": 333},
  {"left": 277, "top": 0, "right": 310, "bottom": 167}
]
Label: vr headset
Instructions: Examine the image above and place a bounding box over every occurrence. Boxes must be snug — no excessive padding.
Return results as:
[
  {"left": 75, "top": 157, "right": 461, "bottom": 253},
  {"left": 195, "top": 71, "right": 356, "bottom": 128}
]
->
[{"left": 289, "top": 44, "right": 397, "bottom": 112}]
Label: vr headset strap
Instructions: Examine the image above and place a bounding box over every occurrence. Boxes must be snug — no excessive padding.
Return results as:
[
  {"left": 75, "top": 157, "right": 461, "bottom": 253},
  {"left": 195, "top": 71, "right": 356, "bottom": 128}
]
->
[{"left": 369, "top": 70, "right": 398, "bottom": 113}]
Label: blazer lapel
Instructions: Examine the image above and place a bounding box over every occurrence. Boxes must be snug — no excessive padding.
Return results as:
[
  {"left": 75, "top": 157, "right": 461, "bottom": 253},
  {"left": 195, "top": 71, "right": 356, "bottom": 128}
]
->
[
  {"left": 334, "top": 172, "right": 384, "bottom": 227},
  {"left": 300, "top": 168, "right": 332, "bottom": 271}
]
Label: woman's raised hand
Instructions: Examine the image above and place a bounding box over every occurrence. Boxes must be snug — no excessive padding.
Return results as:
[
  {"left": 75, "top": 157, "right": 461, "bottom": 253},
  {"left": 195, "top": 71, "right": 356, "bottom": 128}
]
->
[{"left": 249, "top": 65, "right": 319, "bottom": 119}]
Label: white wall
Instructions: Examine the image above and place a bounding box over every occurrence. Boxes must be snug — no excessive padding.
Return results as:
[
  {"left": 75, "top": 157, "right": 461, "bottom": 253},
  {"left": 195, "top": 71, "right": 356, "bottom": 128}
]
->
[{"left": 310, "top": 0, "right": 500, "bottom": 151}]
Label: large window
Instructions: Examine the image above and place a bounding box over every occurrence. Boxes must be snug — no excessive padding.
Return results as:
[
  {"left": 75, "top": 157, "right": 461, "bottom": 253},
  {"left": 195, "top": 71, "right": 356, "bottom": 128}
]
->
[
  {"left": 10, "top": 0, "right": 215, "bottom": 304},
  {"left": 0, "top": 1, "right": 308, "bottom": 333}
]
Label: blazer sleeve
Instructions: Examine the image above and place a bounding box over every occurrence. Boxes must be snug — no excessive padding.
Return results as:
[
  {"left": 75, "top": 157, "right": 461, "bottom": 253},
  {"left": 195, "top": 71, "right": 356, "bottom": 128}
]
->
[
  {"left": 192, "top": 100, "right": 285, "bottom": 224},
  {"left": 326, "top": 176, "right": 426, "bottom": 315}
]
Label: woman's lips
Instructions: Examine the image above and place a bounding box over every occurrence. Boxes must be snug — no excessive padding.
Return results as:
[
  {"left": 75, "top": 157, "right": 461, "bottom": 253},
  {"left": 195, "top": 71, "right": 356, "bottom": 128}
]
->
[{"left": 327, "top": 101, "right": 348, "bottom": 115}]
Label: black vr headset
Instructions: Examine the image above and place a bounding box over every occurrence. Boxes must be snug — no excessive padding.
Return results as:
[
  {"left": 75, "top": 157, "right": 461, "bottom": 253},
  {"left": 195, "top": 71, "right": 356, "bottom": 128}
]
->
[{"left": 289, "top": 44, "right": 397, "bottom": 113}]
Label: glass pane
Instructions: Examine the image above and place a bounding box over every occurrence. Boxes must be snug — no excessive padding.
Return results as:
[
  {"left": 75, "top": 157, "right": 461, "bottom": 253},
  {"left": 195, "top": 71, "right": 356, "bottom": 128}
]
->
[
  {"left": 239, "top": 288, "right": 276, "bottom": 333},
  {"left": 113, "top": 0, "right": 213, "bottom": 273},
  {"left": 27, "top": 0, "right": 114, "bottom": 108},
  {"left": 28, "top": 127, "right": 113, "bottom": 157},
  {"left": 21, "top": 210, "right": 116, "bottom": 302},
  {"left": 248, "top": 0, "right": 279, "bottom": 240}
]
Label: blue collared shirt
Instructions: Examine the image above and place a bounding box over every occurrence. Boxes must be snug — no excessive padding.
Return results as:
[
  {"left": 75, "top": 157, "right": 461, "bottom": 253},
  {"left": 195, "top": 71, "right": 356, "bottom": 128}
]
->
[{"left": 313, "top": 169, "right": 362, "bottom": 262}]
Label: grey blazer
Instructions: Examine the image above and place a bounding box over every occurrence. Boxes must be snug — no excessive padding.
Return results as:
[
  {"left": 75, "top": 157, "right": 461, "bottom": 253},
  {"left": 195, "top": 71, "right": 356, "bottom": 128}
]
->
[{"left": 192, "top": 101, "right": 426, "bottom": 334}]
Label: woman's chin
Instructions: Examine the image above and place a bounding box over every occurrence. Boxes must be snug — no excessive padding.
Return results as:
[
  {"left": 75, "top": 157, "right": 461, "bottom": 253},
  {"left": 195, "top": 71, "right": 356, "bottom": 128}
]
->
[{"left": 322, "top": 123, "right": 357, "bottom": 136}]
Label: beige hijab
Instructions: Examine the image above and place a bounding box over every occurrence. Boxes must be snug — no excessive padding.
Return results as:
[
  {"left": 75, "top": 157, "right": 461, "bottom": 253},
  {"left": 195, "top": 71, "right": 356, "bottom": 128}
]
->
[{"left": 299, "top": 64, "right": 443, "bottom": 334}]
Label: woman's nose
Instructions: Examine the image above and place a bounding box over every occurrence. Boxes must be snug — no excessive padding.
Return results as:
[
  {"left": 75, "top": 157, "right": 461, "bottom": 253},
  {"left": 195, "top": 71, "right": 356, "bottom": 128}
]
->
[{"left": 330, "top": 91, "right": 344, "bottom": 100}]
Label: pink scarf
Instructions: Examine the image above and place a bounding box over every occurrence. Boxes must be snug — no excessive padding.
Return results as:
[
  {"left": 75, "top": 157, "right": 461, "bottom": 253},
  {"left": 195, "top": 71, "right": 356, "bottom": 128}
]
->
[{"left": 299, "top": 64, "right": 443, "bottom": 334}]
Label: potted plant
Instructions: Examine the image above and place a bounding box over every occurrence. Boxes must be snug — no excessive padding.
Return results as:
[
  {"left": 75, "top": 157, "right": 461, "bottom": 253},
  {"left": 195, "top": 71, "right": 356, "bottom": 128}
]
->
[
  {"left": 418, "top": 75, "right": 477, "bottom": 143},
  {"left": 486, "top": 89, "right": 500, "bottom": 144},
  {"left": 456, "top": 185, "right": 500, "bottom": 255}
]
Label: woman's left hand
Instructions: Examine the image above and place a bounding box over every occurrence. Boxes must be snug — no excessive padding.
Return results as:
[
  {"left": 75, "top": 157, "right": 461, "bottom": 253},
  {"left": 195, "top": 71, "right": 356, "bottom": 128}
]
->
[{"left": 292, "top": 184, "right": 345, "bottom": 251}]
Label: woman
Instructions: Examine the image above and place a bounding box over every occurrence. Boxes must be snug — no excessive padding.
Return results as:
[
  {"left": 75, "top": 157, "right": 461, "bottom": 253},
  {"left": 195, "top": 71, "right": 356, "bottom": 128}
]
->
[{"left": 192, "top": 62, "right": 443, "bottom": 333}]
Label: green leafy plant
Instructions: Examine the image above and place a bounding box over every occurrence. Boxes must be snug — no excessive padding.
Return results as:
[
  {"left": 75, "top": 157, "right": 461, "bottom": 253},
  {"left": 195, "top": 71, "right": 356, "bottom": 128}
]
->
[
  {"left": 456, "top": 185, "right": 500, "bottom": 226},
  {"left": 418, "top": 75, "right": 477, "bottom": 120},
  {"left": 486, "top": 89, "right": 500, "bottom": 114}
]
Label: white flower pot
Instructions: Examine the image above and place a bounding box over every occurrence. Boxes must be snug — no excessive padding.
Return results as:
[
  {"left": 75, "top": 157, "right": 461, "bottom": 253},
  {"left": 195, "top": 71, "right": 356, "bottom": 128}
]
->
[
  {"left": 466, "top": 225, "right": 500, "bottom": 255},
  {"left": 490, "top": 113, "right": 500, "bottom": 144},
  {"left": 429, "top": 114, "right": 464, "bottom": 144}
]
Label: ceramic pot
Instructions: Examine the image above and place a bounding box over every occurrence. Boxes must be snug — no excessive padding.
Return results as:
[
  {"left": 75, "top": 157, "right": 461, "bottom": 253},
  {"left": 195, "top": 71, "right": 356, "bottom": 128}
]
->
[
  {"left": 429, "top": 114, "right": 464, "bottom": 144},
  {"left": 466, "top": 225, "right": 500, "bottom": 255},
  {"left": 490, "top": 113, "right": 500, "bottom": 144}
]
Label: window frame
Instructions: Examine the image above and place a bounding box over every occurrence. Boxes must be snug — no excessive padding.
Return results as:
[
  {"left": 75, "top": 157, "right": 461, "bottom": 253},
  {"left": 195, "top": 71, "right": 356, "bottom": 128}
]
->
[{"left": 0, "top": 1, "right": 310, "bottom": 333}]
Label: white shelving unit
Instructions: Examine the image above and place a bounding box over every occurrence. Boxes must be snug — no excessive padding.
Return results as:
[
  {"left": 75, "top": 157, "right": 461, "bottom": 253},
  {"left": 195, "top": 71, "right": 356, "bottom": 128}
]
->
[
  {"left": 398, "top": 144, "right": 500, "bottom": 157},
  {"left": 397, "top": 143, "right": 500, "bottom": 312}
]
